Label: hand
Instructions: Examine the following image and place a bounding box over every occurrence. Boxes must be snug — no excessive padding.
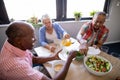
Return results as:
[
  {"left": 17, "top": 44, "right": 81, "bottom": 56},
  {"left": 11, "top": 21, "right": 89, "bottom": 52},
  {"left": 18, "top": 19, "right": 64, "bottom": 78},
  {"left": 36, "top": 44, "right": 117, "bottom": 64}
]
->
[
  {"left": 50, "top": 46, "right": 56, "bottom": 52},
  {"left": 116, "top": 76, "right": 120, "bottom": 80},
  {"left": 79, "top": 45, "right": 88, "bottom": 56},
  {"left": 64, "top": 34, "right": 70, "bottom": 39},
  {"left": 52, "top": 49, "right": 63, "bottom": 60},
  {"left": 92, "top": 45, "right": 99, "bottom": 49},
  {"left": 68, "top": 51, "right": 77, "bottom": 60},
  {"left": 78, "top": 39, "right": 88, "bottom": 56}
]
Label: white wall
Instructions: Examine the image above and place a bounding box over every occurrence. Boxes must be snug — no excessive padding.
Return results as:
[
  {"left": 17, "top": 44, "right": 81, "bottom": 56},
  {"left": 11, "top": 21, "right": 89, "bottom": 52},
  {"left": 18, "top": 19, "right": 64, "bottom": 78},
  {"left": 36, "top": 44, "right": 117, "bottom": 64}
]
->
[
  {"left": 56, "top": 21, "right": 85, "bottom": 39},
  {"left": 104, "top": 0, "right": 120, "bottom": 43}
]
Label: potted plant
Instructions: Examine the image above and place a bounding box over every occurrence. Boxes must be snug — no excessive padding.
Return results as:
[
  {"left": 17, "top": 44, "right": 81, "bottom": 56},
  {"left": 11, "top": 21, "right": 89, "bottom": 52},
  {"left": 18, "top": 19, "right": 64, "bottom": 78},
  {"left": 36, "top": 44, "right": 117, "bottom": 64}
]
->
[
  {"left": 90, "top": 10, "right": 97, "bottom": 17},
  {"left": 27, "top": 16, "right": 43, "bottom": 28},
  {"left": 27, "top": 16, "right": 38, "bottom": 25},
  {"left": 74, "top": 11, "right": 82, "bottom": 21}
]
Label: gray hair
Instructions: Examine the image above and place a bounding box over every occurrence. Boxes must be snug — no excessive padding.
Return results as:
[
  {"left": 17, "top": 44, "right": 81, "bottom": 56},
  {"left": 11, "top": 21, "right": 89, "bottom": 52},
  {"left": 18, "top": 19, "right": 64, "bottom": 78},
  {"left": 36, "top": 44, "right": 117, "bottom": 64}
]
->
[
  {"left": 93, "top": 11, "right": 106, "bottom": 19},
  {"left": 41, "top": 14, "right": 51, "bottom": 23}
]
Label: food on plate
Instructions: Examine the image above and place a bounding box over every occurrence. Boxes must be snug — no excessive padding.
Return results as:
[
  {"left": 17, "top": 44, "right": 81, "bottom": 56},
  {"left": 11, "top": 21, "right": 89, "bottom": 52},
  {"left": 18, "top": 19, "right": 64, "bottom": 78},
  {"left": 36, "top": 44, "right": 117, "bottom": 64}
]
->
[
  {"left": 75, "top": 51, "right": 84, "bottom": 61},
  {"left": 66, "top": 51, "right": 84, "bottom": 61},
  {"left": 62, "top": 39, "right": 72, "bottom": 46},
  {"left": 54, "top": 64, "right": 63, "bottom": 72},
  {"left": 53, "top": 60, "right": 65, "bottom": 72},
  {"left": 85, "top": 56, "right": 111, "bottom": 72}
]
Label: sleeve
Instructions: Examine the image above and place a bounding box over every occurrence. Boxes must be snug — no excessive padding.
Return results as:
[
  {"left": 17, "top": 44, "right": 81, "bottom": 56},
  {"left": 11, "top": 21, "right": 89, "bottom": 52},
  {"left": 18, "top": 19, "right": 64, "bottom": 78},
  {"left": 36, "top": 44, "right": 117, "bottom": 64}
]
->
[
  {"left": 76, "top": 23, "right": 88, "bottom": 42},
  {"left": 54, "top": 23, "right": 68, "bottom": 39},
  {"left": 39, "top": 27, "right": 48, "bottom": 46}
]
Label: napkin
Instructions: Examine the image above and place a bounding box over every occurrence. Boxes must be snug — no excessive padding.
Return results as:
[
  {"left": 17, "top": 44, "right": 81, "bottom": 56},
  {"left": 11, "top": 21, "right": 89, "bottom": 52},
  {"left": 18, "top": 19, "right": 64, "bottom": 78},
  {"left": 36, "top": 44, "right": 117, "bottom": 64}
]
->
[{"left": 87, "top": 47, "right": 101, "bottom": 55}]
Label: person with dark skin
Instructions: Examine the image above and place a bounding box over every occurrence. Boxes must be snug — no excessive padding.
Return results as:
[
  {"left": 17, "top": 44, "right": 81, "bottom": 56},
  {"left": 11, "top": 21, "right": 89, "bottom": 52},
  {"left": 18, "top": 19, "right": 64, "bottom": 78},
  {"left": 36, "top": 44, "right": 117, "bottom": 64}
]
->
[
  {"left": 0, "top": 21, "right": 77, "bottom": 80},
  {"left": 116, "top": 77, "right": 120, "bottom": 80},
  {"left": 76, "top": 11, "right": 109, "bottom": 54}
]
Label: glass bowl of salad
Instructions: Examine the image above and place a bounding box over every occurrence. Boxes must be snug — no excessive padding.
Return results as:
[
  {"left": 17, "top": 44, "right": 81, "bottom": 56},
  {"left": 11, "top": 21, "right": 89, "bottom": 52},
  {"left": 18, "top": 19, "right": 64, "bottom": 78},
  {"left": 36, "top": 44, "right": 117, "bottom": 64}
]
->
[{"left": 84, "top": 55, "right": 112, "bottom": 76}]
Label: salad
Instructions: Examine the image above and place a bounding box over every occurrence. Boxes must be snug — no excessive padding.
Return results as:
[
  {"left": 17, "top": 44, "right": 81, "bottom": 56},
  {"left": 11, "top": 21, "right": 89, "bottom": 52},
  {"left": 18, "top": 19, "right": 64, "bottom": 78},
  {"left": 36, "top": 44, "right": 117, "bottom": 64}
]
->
[
  {"left": 66, "top": 51, "right": 84, "bottom": 61},
  {"left": 85, "top": 56, "right": 111, "bottom": 72}
]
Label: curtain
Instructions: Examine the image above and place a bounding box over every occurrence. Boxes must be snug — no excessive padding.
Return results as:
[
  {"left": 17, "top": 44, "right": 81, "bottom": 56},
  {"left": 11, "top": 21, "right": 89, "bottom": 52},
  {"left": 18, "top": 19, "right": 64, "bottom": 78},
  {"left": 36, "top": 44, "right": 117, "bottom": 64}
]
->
[
  {"left": 56, "top": 0, "right": 67, "bottom": 21},
  {"left": 0, "top": 0, "right": 10, "bottom": 24}
]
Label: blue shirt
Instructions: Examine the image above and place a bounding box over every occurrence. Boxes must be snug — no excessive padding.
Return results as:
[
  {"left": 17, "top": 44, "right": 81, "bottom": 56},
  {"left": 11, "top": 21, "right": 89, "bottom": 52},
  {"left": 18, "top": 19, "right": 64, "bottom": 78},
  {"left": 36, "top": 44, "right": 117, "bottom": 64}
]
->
[{"left": 39, "top": 23, "right": 67, "bottom": 46}]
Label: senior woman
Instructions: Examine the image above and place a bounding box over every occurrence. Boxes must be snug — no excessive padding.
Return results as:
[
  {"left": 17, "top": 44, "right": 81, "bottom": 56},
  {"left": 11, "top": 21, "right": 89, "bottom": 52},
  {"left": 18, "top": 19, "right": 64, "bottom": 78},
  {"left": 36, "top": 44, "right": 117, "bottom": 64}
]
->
[{"left": 39, "top": 14, "right": 70, "bottom": 52}]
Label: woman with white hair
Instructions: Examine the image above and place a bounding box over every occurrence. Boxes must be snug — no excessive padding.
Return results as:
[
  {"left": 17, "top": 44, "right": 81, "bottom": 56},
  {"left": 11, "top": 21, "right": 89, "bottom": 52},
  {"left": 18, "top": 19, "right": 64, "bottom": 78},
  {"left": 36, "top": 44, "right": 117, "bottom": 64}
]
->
[{"left": 39, "top": 14, "right": 70, "bottom": 52}]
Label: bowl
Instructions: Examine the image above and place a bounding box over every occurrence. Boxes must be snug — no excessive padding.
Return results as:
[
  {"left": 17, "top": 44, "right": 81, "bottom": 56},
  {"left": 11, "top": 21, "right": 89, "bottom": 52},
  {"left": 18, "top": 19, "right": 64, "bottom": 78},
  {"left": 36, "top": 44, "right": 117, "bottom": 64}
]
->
[
  {"left": 84, "top": 55, "right": 112, "bottom": 76},
  {"left": 53, "top": 60, "right": 65, "bottom": 72}
]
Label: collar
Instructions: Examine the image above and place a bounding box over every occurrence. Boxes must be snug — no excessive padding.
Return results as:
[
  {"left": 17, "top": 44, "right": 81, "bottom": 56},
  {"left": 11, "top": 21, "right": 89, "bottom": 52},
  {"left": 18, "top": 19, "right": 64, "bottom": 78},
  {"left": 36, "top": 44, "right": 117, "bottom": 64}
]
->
[{"left": 4, "top": 40, "right": 29, "bottom": 57}]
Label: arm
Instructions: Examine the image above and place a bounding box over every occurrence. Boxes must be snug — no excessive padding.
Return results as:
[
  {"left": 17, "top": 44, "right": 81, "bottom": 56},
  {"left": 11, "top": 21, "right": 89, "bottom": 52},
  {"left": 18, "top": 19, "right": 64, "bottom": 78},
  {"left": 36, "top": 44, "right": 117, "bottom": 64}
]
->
[
  {"left": 96, "top": 28, "right": 109, "bottom": 48},
  {"left": 41, "top": 51, "right": 77, "bottom": 80},
  {"left": 33, "top": 55, "right": 57, "bottom": 64},
  {"left": 76, "top": 24, "right": 87, "bottom": 42},
  {"left": 39, "top": 27, "right": 48, "bottom": 46},
  {"left": 53, "top": 51, "right": 77, "bottom": 80},
  {"left": 54, "top": 23, "right": 70, "bottom": 39},
  {"left": 76, "top": 24, "right": 89, "bottom": 54},
  {"left": 32, "top": 49, "right": 62, "bottom": 64},
  {"left": 95, "top": 40, "right": 103, "bottom": 48}
]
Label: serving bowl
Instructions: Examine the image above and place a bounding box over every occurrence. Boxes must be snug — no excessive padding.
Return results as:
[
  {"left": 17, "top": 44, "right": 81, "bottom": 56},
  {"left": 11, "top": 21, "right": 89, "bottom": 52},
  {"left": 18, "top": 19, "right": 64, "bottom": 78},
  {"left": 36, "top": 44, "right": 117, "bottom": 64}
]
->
[{"left": 84, "top": 55, "right": 112, "bottom": 76}]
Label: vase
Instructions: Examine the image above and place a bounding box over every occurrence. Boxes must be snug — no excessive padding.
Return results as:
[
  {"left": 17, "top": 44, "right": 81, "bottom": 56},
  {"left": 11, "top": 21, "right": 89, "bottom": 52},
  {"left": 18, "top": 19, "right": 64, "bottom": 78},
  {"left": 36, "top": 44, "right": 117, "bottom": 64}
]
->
[{"left": 75, "top": 17, "right": 80, "bottom": 21}]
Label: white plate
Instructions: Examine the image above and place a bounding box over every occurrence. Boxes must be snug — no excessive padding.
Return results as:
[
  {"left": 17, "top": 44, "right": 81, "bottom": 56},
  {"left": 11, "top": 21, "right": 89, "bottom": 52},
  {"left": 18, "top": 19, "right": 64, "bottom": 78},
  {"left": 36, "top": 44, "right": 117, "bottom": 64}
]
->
[
  {"left": 58, "top": 51, "right": 83, "bottom": 61},
  {"left": 59, "top": 47, "right": 101, "bottom": 61},
  {"left": 87, "top": 47, "right": 101, "bottom": 55},
  {"left": 58, "top": 52, "right": 68, "bottom": 61}
]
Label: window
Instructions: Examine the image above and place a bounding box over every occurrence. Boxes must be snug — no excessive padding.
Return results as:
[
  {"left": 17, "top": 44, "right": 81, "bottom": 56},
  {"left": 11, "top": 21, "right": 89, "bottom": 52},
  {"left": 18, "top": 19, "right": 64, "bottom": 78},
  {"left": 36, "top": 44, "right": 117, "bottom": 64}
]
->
[
  {"left": 67, "top": 0, "right": 105, "bottom": 18},
  {"left": 3, "top": 0, "right": 110, "bottom": 21},
  {"left": 56, "top": 0, "right": 110, "bottom": 21},
  {"left": 4, "top": 0, "right": 56, "bottom": 20}
]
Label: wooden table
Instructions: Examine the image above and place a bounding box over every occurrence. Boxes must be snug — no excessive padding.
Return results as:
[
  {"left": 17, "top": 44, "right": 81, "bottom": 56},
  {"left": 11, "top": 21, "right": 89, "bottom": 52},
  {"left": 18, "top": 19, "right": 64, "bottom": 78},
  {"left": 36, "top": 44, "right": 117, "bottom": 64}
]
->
[
  {"left": 34, "top": 38, "right": 120, "bottom": 80},
  {"left": 43, "top": 52, "right": 120, "bottom": 80}
]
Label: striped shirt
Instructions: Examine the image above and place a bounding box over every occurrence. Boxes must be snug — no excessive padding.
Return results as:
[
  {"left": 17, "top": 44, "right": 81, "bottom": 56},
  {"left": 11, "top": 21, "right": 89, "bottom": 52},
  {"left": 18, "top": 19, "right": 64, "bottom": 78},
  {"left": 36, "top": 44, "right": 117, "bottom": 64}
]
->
[
  {"left": 78, "top": 21, "right": 109, "bottom": 46},
  {"left": 0, "top": 40, "right": 43, "bottom": 80}
]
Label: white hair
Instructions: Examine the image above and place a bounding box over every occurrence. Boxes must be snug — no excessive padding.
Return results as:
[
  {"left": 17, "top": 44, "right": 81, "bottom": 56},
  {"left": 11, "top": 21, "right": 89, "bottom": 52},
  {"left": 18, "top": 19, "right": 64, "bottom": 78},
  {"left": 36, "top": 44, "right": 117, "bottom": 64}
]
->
[
  {"left": 41, "top": 14, "right": 51, "bottom": 23},
  {"left": 93, "top": 11, "right": 106, "bottom": 19}
]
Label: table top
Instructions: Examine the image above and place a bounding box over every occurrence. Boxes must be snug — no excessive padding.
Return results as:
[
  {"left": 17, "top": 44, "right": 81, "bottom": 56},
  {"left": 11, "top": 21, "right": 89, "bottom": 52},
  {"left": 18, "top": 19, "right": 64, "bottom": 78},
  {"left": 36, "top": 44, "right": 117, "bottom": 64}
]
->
[
  {"left": 43, "top": 52, "right": 120, "bottom": 80},
  {"left": 34, "top": 38, "right": 79, "bottom": 57},
  {"left": 34, "top": 38, "right": 120, "bottom": 80}
]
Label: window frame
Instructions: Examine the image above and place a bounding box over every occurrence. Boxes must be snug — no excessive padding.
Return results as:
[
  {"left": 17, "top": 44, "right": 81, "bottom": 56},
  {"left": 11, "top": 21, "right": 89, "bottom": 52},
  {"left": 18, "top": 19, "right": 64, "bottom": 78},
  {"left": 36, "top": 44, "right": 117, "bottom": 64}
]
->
[
  {"left": 0, "top": 0, "right": 10, "bottom": 24},
  {"left": 56, "top": 0, "right": 111, "bottom": 21}
]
